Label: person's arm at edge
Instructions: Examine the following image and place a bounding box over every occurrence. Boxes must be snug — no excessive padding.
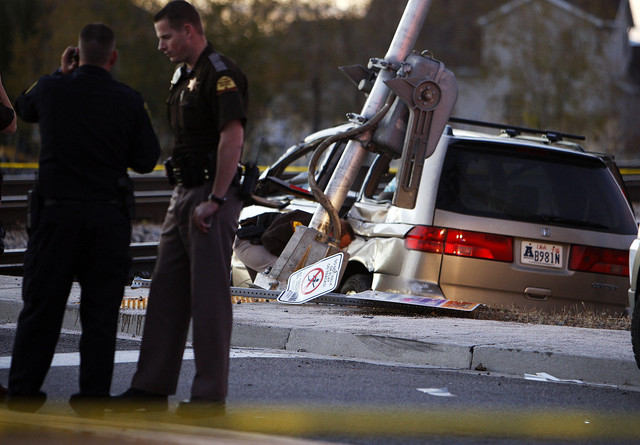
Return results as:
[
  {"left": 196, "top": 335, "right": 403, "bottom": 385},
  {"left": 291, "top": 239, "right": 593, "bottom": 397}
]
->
[
  {"left": 0, "top": 75, "right": 17, "bottom": 135},
  {"left": 12, "top": 45, "right": 76, "bottom": 124},
  {"left": 129, "top": 100, "right": 161, "bottom": 174}
]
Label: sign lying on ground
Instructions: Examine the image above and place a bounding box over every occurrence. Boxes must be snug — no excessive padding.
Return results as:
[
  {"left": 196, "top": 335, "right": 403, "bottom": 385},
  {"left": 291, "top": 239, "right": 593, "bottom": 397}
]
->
[
  {"left": 278, "top": 253, "right": 344, "bottom": 304},
  {"left": 275, "top": 253, "right": 481, "bottom": 311},
  {"left": 340, "top": 291, "right": 482, "bottom": 311}
]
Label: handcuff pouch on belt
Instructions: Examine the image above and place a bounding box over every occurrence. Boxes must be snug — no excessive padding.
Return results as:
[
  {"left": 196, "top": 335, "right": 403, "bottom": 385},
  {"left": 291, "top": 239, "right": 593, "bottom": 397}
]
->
[{"left": 164, "top": 152, "right": 215, "bottom": 189}]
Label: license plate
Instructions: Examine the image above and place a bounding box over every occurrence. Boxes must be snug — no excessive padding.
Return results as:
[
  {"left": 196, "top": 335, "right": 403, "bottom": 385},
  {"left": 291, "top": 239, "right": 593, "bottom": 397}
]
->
[{"left": 520, "top": 241, "right": 563, "bottom": 268}]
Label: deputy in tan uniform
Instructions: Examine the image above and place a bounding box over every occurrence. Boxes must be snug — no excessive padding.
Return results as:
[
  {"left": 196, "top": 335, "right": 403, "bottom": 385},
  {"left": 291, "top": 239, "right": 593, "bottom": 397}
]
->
[{"left": 115, "top": 1, "right": 248, "bottom": 416}]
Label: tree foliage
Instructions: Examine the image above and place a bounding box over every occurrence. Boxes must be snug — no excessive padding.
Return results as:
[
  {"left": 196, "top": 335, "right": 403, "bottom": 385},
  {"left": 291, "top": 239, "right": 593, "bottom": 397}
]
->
[
  {"left": 2, "top": 0, "right": 367, "bottom": 162},
  {"left": 3, "top": 0, "right": 632, "bottom": 162},
  {"left": 3, "top": 0, "right": 172, "bottom": 158}
]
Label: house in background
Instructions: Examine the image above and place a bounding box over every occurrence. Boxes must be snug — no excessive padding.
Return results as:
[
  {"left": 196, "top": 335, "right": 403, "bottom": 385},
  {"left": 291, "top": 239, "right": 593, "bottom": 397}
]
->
[
  {"left": 258, "top": 0, "right": 639, "bottom": 160},
  {"left": 363, "top": 0, "right": 638, "bottom": 158},
  {"left": 454, "top": 0, "right": 638, "bottom": 159}
]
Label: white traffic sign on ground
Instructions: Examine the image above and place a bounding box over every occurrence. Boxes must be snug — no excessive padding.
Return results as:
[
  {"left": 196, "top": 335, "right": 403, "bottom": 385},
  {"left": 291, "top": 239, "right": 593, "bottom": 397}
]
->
[{"left": 277, "top": 253, "right": 344, "bottom": 304}]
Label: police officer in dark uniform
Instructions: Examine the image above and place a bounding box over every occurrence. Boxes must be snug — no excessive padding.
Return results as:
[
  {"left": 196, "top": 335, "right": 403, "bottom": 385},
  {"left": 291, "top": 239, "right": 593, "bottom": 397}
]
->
[
  {"left": 116, "top": 1, "right": 248, "bottom": 416},
  {"left": 0, "top": 75, "right": 17, "bottom": 401},
  {"left": 7, "top": 23, "right": 160, "bottom": 413},
  {"left": 0, "top": 74, "right": 17, "bottom": 257}
]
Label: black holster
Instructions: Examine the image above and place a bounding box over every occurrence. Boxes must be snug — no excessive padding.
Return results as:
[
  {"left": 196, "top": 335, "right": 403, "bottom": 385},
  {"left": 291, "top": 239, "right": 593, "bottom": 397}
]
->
[
  {"left": 27, "top": 188, "right": 42, "bottom": 236},
  {"left": 164, "top": 158, "right": 176, "bottom": 186},
  {"left": 239, "top": 162, "right": 259, "bottom": 203}
]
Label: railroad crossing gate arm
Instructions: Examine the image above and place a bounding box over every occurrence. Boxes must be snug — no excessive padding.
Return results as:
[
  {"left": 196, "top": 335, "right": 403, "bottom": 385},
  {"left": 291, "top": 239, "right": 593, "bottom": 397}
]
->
[{"left": 384, "top": 55, "right": 458, "bottom": 209}]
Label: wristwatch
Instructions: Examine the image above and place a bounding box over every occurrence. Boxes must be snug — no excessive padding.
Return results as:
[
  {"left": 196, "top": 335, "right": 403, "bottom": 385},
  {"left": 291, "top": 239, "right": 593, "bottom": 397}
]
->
[{"left": 208, "top": 193, "right": 227, "bottom": 205}]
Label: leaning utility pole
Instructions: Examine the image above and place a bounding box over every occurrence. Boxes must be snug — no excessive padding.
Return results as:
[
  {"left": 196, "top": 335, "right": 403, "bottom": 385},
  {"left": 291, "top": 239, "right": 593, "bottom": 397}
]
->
[
  {"left": 308, "top": 0, "right": 433, "bottom": 234},
  {"left": 255, "top": 0, "right": 459, "bottom": 291}
]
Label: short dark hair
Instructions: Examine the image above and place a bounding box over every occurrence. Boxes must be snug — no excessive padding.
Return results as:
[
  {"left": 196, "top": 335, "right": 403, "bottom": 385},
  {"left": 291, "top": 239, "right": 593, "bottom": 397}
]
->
[
  {"left": 154, "top": 1, "right": 204, "bottom": 34},
  {"left": 79, "top": 23, "right": 115, "bottom": 66}
]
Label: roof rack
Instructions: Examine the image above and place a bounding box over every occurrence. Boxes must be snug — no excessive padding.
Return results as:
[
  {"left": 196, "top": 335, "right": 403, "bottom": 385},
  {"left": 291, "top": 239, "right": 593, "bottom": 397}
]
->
[{"left": 448, "top": 117, "right": 585, "bottom": 142}]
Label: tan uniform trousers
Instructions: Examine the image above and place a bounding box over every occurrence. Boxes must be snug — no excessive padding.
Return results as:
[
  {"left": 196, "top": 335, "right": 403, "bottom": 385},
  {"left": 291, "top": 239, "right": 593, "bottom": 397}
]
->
[{"left": 131, "top": 183, "right": 242, "bottom": 400}]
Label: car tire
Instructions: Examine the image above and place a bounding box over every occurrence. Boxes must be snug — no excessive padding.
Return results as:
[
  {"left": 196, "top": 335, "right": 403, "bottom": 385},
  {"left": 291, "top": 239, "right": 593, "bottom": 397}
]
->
[
  {"left": 340, "top": 273, "right": 372, "bottom": 294},
  {"left": 632, "top": 299, "right": 640, "bottom": 370}
]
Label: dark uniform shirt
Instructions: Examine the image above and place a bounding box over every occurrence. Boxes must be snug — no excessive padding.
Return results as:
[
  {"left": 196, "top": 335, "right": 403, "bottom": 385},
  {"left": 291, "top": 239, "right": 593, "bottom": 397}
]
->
[
  {"left": 168, "top": 43, "right": 248, "bottom": 159},
  {"left": 15, "top": 65, "right": 160, "bottom": 200}
]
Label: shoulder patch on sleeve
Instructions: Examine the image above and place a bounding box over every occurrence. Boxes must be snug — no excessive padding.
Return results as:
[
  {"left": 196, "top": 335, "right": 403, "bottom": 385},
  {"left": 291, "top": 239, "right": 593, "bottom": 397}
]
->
[
  {"left": 24, "top": 80, "right": 39, "bottom": 95},
  {"left": 208, "top": 52, "right": 228, "bottom": 72},
  {"left": 216, "top": 76, "right": 237, "bottom": 94}
]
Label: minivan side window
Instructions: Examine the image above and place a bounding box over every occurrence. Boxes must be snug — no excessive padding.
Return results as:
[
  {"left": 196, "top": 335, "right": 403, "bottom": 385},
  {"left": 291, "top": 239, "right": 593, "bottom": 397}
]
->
[{"left": 436, "top": 143, "right": 637, "bottom": 235}]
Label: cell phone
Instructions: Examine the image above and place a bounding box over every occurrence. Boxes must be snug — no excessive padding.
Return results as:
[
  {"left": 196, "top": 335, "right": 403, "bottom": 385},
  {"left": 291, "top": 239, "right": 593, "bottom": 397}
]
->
[{"left": 71, "top": 48, "right": 79, "bottom": 64}]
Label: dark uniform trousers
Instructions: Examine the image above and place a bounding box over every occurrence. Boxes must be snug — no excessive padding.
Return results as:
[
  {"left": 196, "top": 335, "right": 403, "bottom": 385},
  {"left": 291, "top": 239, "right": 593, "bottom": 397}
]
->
[
  {"left": 9, "top": 201, "right": 131, "bottom": 396},
  {"left": 131, "top": 182, "right": 242, "bottom": 400}
]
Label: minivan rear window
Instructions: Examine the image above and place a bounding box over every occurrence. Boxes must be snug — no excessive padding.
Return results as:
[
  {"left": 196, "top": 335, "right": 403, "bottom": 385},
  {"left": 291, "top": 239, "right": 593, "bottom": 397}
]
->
[{"left": 436, "top": 143, "right": 637, "bottom": 234}]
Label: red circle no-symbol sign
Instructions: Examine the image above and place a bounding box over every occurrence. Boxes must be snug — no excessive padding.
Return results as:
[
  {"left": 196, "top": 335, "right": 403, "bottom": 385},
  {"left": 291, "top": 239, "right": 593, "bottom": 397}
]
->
[{"left": 302, "top": 268, "right": 324, "bottom": 295}]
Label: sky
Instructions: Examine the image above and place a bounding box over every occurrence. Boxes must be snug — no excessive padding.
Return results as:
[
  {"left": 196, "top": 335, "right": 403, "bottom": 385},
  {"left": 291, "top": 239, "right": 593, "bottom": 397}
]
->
[
  {"left": 136, "top": 0, "right": 640, "bottom": 42},
  {"left": 330, "top": 0, "right": 640, "bottom": 42}
]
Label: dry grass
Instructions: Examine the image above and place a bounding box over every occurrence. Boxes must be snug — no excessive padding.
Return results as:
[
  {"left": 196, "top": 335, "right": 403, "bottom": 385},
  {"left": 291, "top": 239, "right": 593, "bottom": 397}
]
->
[
  {"left": 357, "top": 302, "right": 631, "bottom": 331},
  {"left": 469, "top": 304, "right": 631, "bottom": 331}
]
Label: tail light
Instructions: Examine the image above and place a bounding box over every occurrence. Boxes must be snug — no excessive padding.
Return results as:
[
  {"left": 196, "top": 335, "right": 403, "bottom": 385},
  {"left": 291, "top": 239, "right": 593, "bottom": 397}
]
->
[
  {"left": 405, "top": 226, "right": 513, "bottom": 262},
  {"left": 404, "top": 226, "right": 447, "bottom": 253},
  {"left": 569, "top": 245, "right": 629, "bottom": 277}
]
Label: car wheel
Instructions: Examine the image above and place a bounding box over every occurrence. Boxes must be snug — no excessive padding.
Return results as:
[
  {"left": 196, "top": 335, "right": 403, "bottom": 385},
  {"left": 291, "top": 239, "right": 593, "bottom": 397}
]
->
[
  {"left": 632, "top": 299, "right": 640, "bottom": 370},
  {"left": 340, "top": 273, "right": 372, "bottom": 294}
]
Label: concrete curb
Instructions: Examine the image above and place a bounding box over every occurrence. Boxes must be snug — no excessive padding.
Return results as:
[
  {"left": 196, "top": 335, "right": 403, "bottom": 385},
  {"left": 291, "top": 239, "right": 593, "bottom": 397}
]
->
[{"left": 231, "top": 321, "right": 640, "bottom": 389}]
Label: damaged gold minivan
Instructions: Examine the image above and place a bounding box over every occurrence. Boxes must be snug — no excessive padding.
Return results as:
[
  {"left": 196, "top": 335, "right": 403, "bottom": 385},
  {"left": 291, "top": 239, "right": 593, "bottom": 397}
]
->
[
  {"left": 344, "top": 121, "right": 636, "bottom": 313},
  {"left": 236, "top": 120, "right": 636, "bottom": 314}
]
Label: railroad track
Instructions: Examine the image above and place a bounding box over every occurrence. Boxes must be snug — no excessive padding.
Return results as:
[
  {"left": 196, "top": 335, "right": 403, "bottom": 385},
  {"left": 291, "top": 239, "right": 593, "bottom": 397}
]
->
[
  {"left": 0, "top": 242, "right": 158, "bottom": 277},
  {"left": 1, "top": 173, "right": 173, "bottom": 226},
  {"left": 2, "top": 171, "right": 640, "bottom": 276},
  {"left": 0, "top": 173, "right": 167, "bottom": 276}
]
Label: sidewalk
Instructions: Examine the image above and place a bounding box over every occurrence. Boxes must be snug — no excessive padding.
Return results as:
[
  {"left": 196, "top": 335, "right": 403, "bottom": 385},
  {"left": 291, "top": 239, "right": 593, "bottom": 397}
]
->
[{"left": 1, "top": 274, "right": 639, "bottom": 389}]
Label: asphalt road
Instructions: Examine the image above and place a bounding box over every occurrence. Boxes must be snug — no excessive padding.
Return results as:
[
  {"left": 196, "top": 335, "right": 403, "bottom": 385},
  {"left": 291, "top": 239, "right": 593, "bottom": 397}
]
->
[{"left": 1, "top": 326, "right": 640, "bottom": 445}]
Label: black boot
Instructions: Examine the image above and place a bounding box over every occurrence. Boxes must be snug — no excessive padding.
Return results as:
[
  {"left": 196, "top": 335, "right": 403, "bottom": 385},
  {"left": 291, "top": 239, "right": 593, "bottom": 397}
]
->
[
  {"left": 109, "top": 387, "right": 168, "bottom": 412},
  {"left": 7, "top": 390, "right": 47, "bottom": 413}
]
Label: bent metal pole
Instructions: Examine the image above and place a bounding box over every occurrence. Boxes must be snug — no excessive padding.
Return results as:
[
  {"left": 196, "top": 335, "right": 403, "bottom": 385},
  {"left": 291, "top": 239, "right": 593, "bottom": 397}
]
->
[{"left": 309, "top": 0, "right": 433, "bottom": 233}]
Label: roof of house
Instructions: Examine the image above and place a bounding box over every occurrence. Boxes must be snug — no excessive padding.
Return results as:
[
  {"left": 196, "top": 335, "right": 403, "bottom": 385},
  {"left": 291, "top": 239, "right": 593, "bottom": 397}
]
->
[
  {"left": 364, "top": 0, "right": 631, "bottom": 68},
  {"left": 477, "top": 0, "right": 626, "bottom": 28}
]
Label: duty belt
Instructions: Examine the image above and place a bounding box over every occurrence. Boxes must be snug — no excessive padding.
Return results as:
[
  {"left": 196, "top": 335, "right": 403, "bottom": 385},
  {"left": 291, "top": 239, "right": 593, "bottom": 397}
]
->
[
  {"left": 164, "top": 153, "right": 215, "bottom": 189},
  {"left": 44, "top": 198, "right": 119, "bottom": 206},
  {"left": 164, "top": 155, "right": 243, "bottom": 189}
]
